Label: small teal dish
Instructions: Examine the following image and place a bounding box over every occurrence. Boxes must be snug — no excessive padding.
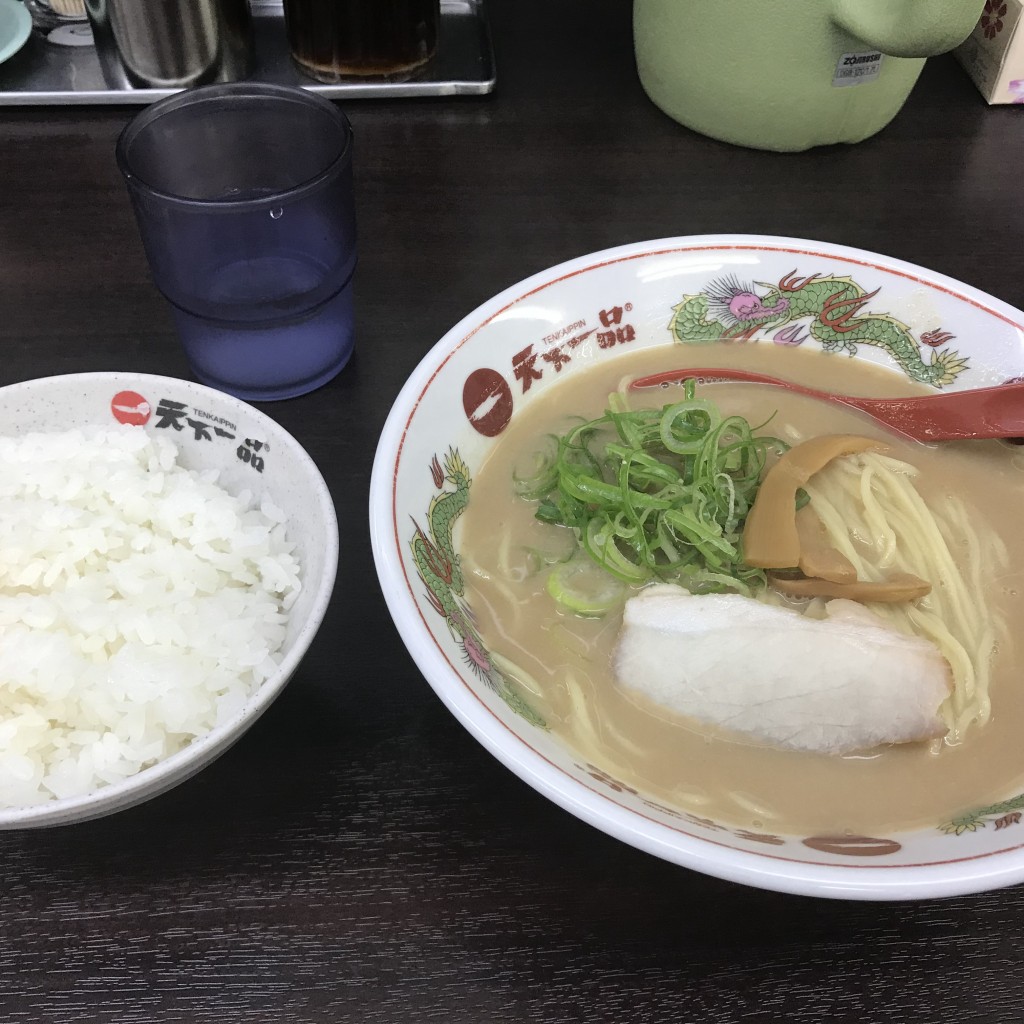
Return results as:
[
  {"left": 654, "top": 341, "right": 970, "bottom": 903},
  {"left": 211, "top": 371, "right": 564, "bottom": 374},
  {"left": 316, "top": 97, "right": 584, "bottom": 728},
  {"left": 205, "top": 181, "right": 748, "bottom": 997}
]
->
[{"left": 0, "top": 0, "right": 31, "bottom": 65}]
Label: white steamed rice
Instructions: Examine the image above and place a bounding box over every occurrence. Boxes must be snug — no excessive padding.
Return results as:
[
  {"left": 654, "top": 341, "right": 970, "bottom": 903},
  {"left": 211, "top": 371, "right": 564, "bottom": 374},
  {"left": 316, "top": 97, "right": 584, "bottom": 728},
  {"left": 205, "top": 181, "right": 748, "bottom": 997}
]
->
[{"left": 0, "top": 425, "right": 301, "bottom": 808}]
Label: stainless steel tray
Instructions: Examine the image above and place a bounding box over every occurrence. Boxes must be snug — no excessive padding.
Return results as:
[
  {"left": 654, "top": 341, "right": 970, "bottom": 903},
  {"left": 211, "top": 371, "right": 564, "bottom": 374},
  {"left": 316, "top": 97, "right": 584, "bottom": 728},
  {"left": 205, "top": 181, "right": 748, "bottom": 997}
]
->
[{"left": 0, "top": 0, "right": 495, "bottom": 105}]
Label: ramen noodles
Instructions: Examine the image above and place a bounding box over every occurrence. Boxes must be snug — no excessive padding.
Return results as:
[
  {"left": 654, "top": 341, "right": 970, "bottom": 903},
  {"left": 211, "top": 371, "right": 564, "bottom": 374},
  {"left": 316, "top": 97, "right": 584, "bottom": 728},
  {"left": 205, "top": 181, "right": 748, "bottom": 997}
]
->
[{"left": 460, "top": 344, "right": 1024, "bottom": 835}]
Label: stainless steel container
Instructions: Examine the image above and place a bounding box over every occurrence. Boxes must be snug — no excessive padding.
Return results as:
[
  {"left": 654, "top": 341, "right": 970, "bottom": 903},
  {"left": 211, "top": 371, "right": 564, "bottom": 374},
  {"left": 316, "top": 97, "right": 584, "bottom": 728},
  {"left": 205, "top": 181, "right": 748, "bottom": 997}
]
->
[{"left": 84, "top": 0, "right": 254, "bottom": 90}]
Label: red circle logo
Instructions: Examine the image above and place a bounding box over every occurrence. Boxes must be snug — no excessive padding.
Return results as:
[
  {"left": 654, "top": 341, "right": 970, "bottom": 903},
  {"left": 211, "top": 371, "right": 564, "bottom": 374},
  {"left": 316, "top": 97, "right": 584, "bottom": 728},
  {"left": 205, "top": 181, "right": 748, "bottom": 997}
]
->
[
  {"left": 110, "top": 391, "right": 152, "bottom": 426},
  {"left": 463, "top": 368, "right": 513, "bottom": 437}
]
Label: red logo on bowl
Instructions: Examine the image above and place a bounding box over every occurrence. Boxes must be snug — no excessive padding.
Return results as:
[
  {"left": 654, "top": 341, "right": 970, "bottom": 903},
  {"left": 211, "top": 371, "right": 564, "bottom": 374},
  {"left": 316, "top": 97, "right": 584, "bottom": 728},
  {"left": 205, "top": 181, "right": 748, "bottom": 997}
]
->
[
  {"left": 110, "top": 391, "right": 152, "bottom": 426},
  {"left": 463, "top": 368, "right": 513, "bottom": 437}
]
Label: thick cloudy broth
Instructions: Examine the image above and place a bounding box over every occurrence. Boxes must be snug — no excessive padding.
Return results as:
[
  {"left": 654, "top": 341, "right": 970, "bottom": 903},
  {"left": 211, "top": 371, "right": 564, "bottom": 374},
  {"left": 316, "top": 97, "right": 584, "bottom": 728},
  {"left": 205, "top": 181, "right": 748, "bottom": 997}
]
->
[{"left": 459, "top": 343, "right": 1024, "bottom": 835}]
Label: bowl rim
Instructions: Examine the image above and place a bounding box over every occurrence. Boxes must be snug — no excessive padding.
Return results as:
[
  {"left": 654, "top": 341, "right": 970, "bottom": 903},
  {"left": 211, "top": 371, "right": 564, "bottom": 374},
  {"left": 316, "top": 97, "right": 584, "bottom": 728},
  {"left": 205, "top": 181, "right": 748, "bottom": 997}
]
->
[
  {"left": 370, "top": 233, "right": 1024, "bottom": 899},
  {"left": 0, "top": 371, "right": 339, "bottom": 827}
]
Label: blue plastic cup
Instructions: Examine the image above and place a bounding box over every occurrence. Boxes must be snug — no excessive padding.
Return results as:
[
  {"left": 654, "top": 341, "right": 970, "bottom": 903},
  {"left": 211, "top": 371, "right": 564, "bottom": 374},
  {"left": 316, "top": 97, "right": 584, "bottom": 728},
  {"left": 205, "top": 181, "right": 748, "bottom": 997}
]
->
[{"left": 117, "top": 83, "right": 356, "bottom": 401}]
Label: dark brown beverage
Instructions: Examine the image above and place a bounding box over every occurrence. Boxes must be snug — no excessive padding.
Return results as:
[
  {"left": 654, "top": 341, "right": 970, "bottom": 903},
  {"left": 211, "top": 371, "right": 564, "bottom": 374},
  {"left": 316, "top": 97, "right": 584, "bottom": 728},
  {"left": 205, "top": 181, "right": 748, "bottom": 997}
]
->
[{"left": 283, "top": 0, "right": 440, "bottom": 82}]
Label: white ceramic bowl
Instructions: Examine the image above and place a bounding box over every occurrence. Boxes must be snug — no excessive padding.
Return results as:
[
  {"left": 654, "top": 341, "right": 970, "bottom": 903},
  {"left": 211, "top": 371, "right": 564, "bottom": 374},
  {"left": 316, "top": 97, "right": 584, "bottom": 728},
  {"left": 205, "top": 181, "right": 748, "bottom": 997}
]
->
[
  {"left": 370, "top": 234, "right": 1024, "bottom": 900},
  {"left": 0, "top": 372, "right": 338, "bottom": 828}
]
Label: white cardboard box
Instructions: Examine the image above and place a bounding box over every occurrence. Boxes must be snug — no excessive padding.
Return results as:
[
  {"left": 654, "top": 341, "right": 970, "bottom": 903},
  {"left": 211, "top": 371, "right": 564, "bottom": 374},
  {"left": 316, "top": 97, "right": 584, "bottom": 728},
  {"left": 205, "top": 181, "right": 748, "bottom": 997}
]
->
[{"left": 955, "top": 0, "right": 1024, "bottom": 103}]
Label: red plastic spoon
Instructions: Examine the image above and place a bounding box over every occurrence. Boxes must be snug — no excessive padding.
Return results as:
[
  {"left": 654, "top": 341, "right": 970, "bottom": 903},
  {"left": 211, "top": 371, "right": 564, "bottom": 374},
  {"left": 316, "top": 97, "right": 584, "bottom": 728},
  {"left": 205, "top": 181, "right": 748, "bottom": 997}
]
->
[{"left": 628, "top": 367, "right": 1024, "bottom": 443}]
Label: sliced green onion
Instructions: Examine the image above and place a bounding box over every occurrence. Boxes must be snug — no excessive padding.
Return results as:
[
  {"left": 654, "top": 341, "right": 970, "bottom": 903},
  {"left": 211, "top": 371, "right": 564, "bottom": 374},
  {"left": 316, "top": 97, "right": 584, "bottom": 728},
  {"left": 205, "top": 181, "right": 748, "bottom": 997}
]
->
[
  {"left": 659, "top": 399, "right": 722, "bottom": 454},
  {"left": 546, "top": 559, "right": 627, "bottom": 617},
  {"left": 580, "top": 518, "right": 651, "bottom": 584},
  {"left": 512, "top": 434, "right": 560, "bottom": 499},
  {"left": 516, "top": 379, "right": 786, "bottom": 595}
]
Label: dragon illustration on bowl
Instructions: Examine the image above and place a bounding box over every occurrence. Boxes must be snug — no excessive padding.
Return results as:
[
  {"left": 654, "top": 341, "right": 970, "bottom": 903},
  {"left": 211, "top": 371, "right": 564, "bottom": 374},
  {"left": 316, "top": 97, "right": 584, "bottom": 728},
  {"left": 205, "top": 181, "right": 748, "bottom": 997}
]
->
[
  {"left": 409, "top": 447, "right": 546, "bottom": 728},
  {"left": 670, "top": 270, "right": 968, "bottom": 388}
]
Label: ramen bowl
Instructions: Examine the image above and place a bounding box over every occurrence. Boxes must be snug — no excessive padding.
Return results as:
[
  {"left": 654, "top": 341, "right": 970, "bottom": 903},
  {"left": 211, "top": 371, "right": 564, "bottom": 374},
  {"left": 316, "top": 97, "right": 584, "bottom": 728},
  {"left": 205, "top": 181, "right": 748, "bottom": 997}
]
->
[
  {"left": 0, "top": 372, "right": 338, "bottom": 829},
  {"left": 370, "top": 234, "right": 1024, "bottom": 899}
]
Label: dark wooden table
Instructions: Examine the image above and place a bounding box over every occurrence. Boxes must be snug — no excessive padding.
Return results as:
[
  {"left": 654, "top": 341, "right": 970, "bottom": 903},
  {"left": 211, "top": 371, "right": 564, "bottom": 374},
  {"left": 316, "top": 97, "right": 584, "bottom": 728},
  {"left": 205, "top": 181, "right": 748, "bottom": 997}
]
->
[{"left": 4, "top": 1, "right": 1024, "bottom": 1020}]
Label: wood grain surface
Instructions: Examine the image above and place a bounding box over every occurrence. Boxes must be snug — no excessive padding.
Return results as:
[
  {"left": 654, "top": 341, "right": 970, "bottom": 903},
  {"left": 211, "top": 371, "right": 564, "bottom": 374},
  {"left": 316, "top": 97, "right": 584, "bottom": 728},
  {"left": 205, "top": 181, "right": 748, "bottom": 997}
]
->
[{"left": 3, "top": 1, "right": 1024, "bottom": 1020}]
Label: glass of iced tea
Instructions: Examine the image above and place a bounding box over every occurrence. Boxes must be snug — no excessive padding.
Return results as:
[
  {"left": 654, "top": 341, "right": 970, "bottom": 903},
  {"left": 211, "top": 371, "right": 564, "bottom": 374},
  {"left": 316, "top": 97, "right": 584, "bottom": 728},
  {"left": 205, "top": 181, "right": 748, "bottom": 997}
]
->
[{"left": 283, "top": 0, "right": 441, "bottom": 82}]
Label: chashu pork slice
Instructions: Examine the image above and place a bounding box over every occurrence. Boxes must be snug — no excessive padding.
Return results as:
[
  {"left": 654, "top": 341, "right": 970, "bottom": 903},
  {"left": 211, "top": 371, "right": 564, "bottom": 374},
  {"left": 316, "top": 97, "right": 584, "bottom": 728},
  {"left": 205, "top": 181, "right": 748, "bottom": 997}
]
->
[{"left": 613, "top": 585, "right": 950, "bottom": 755}]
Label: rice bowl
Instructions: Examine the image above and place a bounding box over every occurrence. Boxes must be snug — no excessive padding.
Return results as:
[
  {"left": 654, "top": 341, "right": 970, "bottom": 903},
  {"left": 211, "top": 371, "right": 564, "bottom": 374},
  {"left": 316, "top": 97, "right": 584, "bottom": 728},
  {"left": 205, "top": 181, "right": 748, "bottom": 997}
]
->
[{"left": 0, "top": 373, "right": 338, "bottom": 828}]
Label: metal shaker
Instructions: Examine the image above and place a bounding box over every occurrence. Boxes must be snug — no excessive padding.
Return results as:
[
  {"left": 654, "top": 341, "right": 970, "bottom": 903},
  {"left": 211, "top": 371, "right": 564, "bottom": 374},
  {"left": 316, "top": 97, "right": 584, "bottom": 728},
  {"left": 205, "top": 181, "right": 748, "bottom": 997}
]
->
[{"left": 84, "top": 0, "right": 253, "bottom": 90}]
